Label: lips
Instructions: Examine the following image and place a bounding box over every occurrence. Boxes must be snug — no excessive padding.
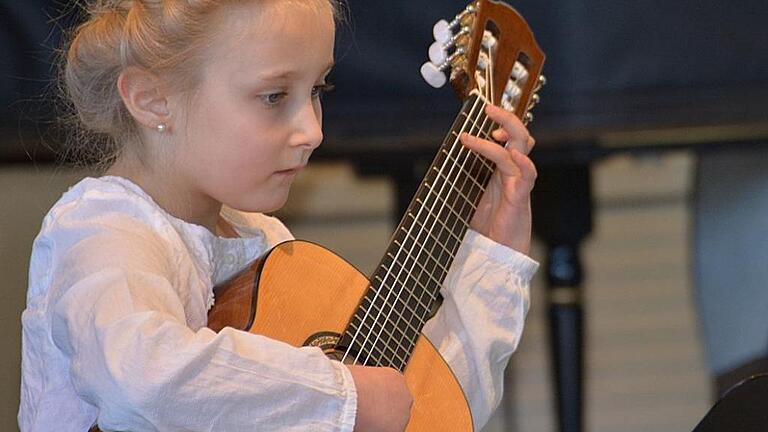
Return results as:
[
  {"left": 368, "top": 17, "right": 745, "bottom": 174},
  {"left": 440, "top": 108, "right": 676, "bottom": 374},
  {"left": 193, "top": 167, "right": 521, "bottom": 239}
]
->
[{"left": 275, "top": 165, "right": 305, "bottom": 175}]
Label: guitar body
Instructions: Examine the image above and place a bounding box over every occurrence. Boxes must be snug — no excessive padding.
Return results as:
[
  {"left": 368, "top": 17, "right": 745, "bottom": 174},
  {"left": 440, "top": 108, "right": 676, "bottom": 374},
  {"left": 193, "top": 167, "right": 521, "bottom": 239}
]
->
[{"left": 208, "top": 240, "right": 474, "bottom": 431}]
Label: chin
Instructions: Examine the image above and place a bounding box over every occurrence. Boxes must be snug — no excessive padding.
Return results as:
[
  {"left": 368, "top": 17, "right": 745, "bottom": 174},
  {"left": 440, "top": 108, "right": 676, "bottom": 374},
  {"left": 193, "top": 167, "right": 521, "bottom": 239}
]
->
[{"left": 230, "top": 190, "right": 290, "bottom": 214}]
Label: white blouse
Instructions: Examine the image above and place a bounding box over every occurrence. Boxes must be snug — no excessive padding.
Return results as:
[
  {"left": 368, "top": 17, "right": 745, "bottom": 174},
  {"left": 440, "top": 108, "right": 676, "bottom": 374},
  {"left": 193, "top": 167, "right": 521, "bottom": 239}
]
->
[{"left": 19, "top": 176, "right": 537, "bottom": 432}]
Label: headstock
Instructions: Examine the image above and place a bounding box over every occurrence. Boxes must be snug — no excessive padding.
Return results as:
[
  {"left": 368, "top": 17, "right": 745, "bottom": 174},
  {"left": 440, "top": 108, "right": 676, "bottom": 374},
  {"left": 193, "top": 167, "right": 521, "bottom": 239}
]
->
[{"left": 420, "top": 0, "right": 546, "bottom": 125}]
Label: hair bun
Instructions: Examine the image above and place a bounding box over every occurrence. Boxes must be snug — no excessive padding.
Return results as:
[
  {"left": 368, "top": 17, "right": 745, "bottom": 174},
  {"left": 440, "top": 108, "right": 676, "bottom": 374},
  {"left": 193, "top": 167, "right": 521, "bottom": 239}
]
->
[{"left": 90, "top": 0, "right": 134, "bottom": 16}]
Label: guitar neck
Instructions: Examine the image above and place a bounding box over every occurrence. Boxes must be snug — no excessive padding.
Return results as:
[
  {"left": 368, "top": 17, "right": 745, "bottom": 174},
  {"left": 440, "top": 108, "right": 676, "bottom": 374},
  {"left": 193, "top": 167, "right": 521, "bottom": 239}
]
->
[{"left": 338, "top": 93, "right": 500, "bottom": 369}]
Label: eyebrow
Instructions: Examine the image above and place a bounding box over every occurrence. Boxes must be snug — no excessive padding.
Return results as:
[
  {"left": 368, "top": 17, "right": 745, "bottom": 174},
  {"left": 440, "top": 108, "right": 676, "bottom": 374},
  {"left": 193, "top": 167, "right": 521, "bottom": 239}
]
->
[{"left": 257, "top": 62, "right": 336, "bottom": 81}]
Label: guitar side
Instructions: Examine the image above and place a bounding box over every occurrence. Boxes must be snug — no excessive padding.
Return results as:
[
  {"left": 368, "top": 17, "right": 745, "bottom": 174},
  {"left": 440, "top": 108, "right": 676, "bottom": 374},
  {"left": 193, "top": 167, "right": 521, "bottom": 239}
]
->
[{"left": 208, "top": 240, "right": 474, "bottom": 431}]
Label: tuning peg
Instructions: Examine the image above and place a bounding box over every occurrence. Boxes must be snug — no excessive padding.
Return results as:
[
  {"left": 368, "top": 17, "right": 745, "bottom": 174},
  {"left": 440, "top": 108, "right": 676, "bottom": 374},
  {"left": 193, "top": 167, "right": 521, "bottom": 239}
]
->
[
  {"left": 527, "top": 94, "right": 541, "bottom": 112},
  {"left": 534, "top": 75, "right": 547, "bottom": 91},
  {"left": 476, "top": 52, "right": 490, "bottom": 71},
  {"left": 428, "top": 27, "right": 470, "bottom": 65},
  {"left": 524, "top": 112, "right": 534, "bottom": 124},
  {"left": 433, "top": 19, "right": 453, "bottom": 43},
  {"left": 501, "top": 98, "right": 515, "bottom": 112},
  {"left": 504, "top": 81, "right": 522, "bottom": 100},
  {"left": 429, "top": 41, "right": 449, "bottom": 65},
  {"left": 511, "top": 62, "right": 529, "bottom": 84},
  {"left": 482, "top": 30, "right": 497, "bottom": 49},
  {"left": 421, "top": 62, "right": 448, "bottom": 88},
  {"left": 432, "top": 5, "right": 476, "bottom": 43}
]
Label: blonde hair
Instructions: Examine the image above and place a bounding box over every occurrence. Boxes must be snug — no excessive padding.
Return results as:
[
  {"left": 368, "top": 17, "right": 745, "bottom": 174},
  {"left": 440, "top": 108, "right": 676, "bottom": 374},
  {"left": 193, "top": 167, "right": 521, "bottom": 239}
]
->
[{"left": 61, "top": 0, "right": 341, "bottom": 169}]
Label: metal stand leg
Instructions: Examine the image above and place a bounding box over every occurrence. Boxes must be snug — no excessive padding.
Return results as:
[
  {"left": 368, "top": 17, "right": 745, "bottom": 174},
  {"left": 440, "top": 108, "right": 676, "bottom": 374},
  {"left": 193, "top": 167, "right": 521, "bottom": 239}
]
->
[{"left": 532, "top": 164, "right": 593, "bottom": 432}]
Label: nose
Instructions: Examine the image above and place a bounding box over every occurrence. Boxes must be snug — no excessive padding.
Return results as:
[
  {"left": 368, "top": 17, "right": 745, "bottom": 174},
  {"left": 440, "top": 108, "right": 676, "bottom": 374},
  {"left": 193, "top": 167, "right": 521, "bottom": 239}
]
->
[{"left": 290, "top": 99, "right": 323, "bottom": 150}]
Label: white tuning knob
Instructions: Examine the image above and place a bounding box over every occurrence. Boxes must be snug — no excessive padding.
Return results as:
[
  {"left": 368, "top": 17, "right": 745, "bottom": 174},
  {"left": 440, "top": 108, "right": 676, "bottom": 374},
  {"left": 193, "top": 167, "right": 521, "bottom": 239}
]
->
[
  {"left": 433, "top": 19, "right": 453, "bottom": 43},
  {"left": 429, "top": 41, "right": 449, "bottom": 65},
  {"left": 524, "top": 112, "right": 534, "bottom": 124},
  {"left": 505, "top": 80, "right": 522, "bottom": 98},
  {"left": 421, "top": 62, "right": 447, "bottom": 88},
  {"left": 512, "top": 62, "right": 529, "bottom": 83},
  {"left": 482, "top": 31, "right": 497, "bottom": 49}
]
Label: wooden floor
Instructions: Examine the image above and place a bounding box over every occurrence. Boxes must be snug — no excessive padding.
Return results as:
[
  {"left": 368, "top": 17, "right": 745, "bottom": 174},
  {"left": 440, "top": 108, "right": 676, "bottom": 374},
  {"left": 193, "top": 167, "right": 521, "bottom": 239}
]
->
[{"left": 0, "top": 152, "right": 711, "bottom": 431}]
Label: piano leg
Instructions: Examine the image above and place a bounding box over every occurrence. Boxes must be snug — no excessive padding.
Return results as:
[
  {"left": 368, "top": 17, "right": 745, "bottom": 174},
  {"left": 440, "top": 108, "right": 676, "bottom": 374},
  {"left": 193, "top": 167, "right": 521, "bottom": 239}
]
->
[{"left": 532, "top": 164, "right": 593, "bottom": 432}]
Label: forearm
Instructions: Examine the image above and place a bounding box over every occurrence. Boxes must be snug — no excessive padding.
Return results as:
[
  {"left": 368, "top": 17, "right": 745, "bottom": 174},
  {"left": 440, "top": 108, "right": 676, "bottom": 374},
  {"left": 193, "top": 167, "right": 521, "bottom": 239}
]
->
[
  {"left": 422, "top": 229, "right": 537, "bottom": 429},
  {"left": 52, "top": 268, "right": 357, "bottom": 431}
]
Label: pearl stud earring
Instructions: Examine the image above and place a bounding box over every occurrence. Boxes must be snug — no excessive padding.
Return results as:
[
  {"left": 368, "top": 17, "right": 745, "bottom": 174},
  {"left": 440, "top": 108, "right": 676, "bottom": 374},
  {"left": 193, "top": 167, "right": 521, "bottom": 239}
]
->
[{"left": 156, "top": 123, "right": 167, "bottom": 133}]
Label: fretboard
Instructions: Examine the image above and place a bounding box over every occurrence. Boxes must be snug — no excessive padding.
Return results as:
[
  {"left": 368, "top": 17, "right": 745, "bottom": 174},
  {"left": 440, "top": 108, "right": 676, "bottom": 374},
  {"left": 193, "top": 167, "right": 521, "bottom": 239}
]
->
[{"left": 338, "top": 93, "right": 500, "bottom": 369}]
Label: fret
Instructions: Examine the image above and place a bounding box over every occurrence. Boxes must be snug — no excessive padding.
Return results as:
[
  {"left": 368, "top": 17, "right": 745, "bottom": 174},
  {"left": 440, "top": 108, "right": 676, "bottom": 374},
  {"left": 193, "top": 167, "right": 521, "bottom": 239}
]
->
[
  {"left": 346, "top": 311, "right": 418, "bottom": 371},
  {"left": 382, "top": 245, "right": 443, "bottom": 290},
  {"left": 360, "top": 282, "right": 430, "bottom": 335},
  {"left": 356, "top": 296, "right": 427, "bottom": 362},
  {"left": 423, "top": 181, "right": 479, "bottom": 212},
  {"left": 415, "top": 180, "right": 476, "bottom": 226},
  {"left": 417, "top": 186, "right": 478, "bottom": 228},
  {"left": 346, "top": 320, "right": 410, "bottom": 365},
  {"left": 369, "top": 265, "right": 436, "bottom": 333},
  {"left": 403, "top": 209, "right": 464, "bottom": 248},
  {"left": 385, "top": 249, "right": 446, "bottom": 323},
  {"left": 434, "top": 152, "right": 488, "bottom": 192},
  {"left": 392, "top": 233, "right": 452, "bottom": 277},
  {"left": 447, "top": 121, "right": 497, "bottom": 151},
  {"left": 394, "top": 226, "right": 443, "bottom": 273},
  {"left": 381, "top": 240, "right": 447, "bottom": 285},
  {"left": 388, "top": 240, "right": 451, "bottom": 286},
  {"left": 428, "top": 165, "right": 485, "bottom": 209},
  {"left": 380, "top": 255, "right": 443, "bottom": 300},
  {"left": 415, "top": 184, "right": 476, "bottom": 228},
  {"left": 356, "top": 299, "right": 418, "bottom": 338},
  {"left": 346, "top": 320, "right": 408, "bottom": 368},
  {"left": 438, "top": 149, "right": 492, "bottom": 189}
]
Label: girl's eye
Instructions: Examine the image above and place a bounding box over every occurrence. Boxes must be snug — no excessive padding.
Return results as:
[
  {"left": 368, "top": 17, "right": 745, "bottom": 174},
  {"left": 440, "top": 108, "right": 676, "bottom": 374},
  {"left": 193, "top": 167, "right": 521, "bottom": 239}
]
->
[
  {"left": 261, "top": 92, "right": 287, "bottom": 107},
  {"left": 312, "top": 83, "right": 335, "bottom": 99}
]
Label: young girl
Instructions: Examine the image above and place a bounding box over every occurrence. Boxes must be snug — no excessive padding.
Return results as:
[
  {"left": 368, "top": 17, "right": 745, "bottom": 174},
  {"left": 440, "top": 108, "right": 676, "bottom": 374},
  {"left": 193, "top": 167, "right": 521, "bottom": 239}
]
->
[{"left": 19, "top": 0, "right": 539, "bottom": 431}]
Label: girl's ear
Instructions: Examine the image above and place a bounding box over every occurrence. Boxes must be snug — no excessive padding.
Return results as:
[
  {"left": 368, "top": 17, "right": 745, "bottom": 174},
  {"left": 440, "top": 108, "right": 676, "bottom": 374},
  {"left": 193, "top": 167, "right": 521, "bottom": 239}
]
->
[{"left": 117, "top": 67, "right": 171, "bottom": 131}]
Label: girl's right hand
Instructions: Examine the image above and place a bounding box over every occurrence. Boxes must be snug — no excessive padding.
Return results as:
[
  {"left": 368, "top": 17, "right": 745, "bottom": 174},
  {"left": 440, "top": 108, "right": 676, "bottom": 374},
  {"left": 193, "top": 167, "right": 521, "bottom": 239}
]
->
[{"left": 346, "top": 364, "right": 413, "bottom": 431}]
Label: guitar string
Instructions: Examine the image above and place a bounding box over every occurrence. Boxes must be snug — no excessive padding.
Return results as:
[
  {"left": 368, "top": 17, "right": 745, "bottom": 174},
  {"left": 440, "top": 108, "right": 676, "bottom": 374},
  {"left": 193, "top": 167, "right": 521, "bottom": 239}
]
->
[
  {"left": 353, "top": 110, "right": 498, "bottom": 368},
  {"left": 355, "top": 97, "right": 497, "bottom": 368},
  {"left": 374, "top": 50, "right": 502, "bottom": 367},
  {"left": 385, "top": 110, "right": 498, "bottom": 369},
  {"left": 382, "top": 63, "right": 501, "bottom": 367},
  {"left": 342, "top": 95, "right": 486, "bottom": 366},
  {"left": 348, "top": 95, "right": 485, "bottom": 366},
  {"left": 353, "top": 126, "right": 497, "bottom": 368},
  {"left": 346, "top": 48, "right": 506, "bottom": 365},
  {"left": 345, "top": 95, "right": 499, "bottom": 367}
]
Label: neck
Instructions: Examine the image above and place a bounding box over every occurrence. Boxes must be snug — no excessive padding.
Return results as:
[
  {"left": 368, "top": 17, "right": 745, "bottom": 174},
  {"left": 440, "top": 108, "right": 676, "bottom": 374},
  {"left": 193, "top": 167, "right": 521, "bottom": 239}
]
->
[
  {"left": 106, "top": 154, "right": 223, "bottom": 234},
  {"left": 337, "top": 93, "right": 498, "bottom": 369}
]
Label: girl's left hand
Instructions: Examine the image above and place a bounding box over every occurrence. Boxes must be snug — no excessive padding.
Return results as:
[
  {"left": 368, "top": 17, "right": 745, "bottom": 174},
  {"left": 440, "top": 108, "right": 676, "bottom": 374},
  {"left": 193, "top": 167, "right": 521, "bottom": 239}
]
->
[{"left": 459, "top": 103, "right": 537, "bottom": 255}]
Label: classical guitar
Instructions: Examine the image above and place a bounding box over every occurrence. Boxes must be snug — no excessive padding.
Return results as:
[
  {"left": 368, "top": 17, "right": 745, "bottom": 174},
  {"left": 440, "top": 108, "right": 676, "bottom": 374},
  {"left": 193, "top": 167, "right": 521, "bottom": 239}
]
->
[{"left": 208, "top": 1, "right": 545, "bottom": 430}]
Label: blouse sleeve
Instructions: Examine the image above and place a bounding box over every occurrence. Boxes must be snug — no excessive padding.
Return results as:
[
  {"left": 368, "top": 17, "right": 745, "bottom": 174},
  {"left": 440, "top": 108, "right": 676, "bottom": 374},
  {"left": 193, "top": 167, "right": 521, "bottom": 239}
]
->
[
  {"left": 47, "top": 220, "right": 357, "bottom": 431},
  {"left": 422, "top": 229, "right": 538, "bottom": 430}
]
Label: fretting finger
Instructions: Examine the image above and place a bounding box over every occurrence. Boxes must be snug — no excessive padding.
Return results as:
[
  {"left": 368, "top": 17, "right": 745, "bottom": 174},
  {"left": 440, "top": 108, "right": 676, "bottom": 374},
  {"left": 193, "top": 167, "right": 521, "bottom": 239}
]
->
[
  {"left": 491, "top": 128, "right": 508, "bottom": 143},
  {"left": 526, "top": 135, "right": 536, "bottom": 153},
  {"left": 509, "top": 147, "right": 537, "bottom": 187},
  {"left": 485, "top": 104, "right": 528, "bottom": 143},
  {"left": 460, "top": 133, "right": 520, "bottom": 178}
]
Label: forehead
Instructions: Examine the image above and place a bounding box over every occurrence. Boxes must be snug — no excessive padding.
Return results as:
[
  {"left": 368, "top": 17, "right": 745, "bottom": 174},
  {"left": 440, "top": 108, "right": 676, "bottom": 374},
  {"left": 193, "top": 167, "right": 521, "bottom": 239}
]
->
[{"left": 202, "top": 1, "right": 336, "bottom": 78}]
